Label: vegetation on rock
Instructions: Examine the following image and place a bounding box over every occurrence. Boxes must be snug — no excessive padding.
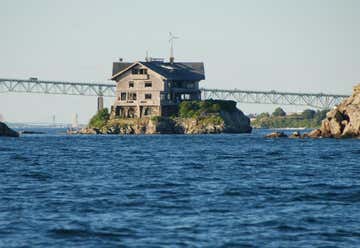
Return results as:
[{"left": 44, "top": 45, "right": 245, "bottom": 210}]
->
[
  {"left": 252, "top": 108, "right": 328, "bottom": 128},
  {"left": 177, "top": 100, "right": 251, "bottom": 133},
  {"left": 89, "top": 108, "right": 110, "bottom": 129},
  {"left": 178, "top": 100, "right": 237, "bottom": 118}
]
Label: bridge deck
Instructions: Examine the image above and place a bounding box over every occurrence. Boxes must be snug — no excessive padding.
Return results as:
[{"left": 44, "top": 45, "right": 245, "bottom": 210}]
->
[{"left": 0, "top": 78, "right": 349, "bottom": 109}]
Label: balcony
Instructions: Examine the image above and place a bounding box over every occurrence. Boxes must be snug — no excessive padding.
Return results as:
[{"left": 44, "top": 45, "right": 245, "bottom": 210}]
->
[
  {"left": 132, "top": 74, "right": 150, "bottom": 80},
  {"left": 170, "top": 88, "right": 200, "bottom": 93},
  {"left": 161, "top": 99, "right": 179, "bottom": 105}
]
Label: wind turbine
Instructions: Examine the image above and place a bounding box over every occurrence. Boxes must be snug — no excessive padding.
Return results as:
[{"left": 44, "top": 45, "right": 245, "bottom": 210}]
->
[{"left": 169, "top": 32, "right": 179, "bottom": 63}]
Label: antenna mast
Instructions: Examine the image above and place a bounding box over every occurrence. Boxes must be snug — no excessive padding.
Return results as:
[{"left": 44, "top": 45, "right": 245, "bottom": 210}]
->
[
  {"left": 169, "top": 32, "right": 179, "bottom": 63},
  {"left": 145, "top": 50, "right": 149, "bottom": 62}
]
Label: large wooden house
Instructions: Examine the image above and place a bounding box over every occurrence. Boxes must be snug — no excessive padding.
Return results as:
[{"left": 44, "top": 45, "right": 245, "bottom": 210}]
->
[{"left": 110, "top": 59, "right": 205, "bottom": 118}]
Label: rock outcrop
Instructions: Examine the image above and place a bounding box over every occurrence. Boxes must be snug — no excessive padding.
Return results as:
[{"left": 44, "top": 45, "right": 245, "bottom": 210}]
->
[
  {"left": 76, "top": 113, "right": 251, "bottom": 135},
  {"left": 265, "top": 132, "right": 288, "bottom": 138},
  {"left": 74, "top": 100, "right": 252, "bottom": 135},
  {"left": 0, "top": 122, "right": 19, "bottom": 137},
  {"left": 306, "top": 84, "right": 360, "bottom": 138},
  {"left": 289, "top": 131, "right": 301, "bottom": 138}
]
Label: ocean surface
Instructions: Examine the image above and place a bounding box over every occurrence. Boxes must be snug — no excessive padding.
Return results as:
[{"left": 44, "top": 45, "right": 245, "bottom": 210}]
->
[{"left": 1, "top": 128, "right": 360, "bottom": 247}]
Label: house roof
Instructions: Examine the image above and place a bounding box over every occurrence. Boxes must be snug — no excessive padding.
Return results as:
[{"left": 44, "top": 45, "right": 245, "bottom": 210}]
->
[
  {"left": 112, "top": 62, "right": 133, "bottom": 76},
  {"left": 111, "top": 61, "right": 205, "bottom": 81}
]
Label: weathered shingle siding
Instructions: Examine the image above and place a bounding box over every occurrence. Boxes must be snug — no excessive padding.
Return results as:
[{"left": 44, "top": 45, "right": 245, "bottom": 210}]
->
[{"left": 114, "top": 64, "right": 164, "bottom": 107}]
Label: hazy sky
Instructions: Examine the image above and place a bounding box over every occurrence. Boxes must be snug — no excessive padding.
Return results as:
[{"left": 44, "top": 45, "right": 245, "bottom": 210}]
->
[{"left": 1, "top": 0, "right": 359, "bottom": 123}]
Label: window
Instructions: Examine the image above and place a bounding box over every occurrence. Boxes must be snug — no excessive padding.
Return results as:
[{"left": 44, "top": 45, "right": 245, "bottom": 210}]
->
[
  {"left": 129, "top": 81, "right": 134, "bottom": 88},
  {"left": 129, "top": 93, "right": 137, "bottom": 100},
  {"left": 139, "top": 69, "right": 148, "bottom": 75},
  {"left": 144, "top": 108, "right": 152, "bottom": 116},
  {"left": 181, "top": 94, "right": 191, "bottom": 100},
  {"left": 121, "top": 92, "right": 126, "bottom": 101},
  {"left": 144, "top": 82, "right": 152, "bottom": 88},
  {"left": 186, "top": 82, "right": 195, "bottom": 89},
  {"left": 145, "top": 93, "right": 152, "bottom": 100},
  {"left": 132, "top": 68, "right": 147, "bottom": 74}
]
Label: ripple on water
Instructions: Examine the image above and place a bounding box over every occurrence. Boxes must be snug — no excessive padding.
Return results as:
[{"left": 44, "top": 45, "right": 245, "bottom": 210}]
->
[
  {"left": 0, "top": 130, "right": 359, "bottom": 247},
  {"left": 10, "top": 154, "right": 31, "bottom": 162},
  {"left": 21, "top": 172, "right": 52, "bottom": 181},
  {"left": 0, "top": 146, "right": 14, "bottom": 152},
  {"left": 49, "top": 227, "right": 137, "bottom": 239}
]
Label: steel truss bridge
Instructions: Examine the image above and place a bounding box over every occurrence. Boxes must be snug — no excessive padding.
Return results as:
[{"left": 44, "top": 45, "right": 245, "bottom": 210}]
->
[{"left": 0, "top": 78, "right": 349, "bottom": 109}]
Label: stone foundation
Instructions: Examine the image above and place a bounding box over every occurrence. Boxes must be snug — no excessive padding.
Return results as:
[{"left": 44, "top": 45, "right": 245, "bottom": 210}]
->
[{"left": 112, "top": 105, "right": 160, "bottom": 118}]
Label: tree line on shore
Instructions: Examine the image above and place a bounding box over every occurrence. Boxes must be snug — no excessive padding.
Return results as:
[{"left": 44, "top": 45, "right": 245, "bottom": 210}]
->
[{"left": 251, "top": 107, "right": 329, "bottom": 128}]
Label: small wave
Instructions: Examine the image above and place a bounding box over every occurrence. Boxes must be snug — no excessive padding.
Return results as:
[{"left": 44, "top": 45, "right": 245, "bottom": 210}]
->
[
  {"left": 49, "top": 227, "right": 137, "bottom": 239},
  {"left": 220, "top": 242, "right": 256, "bottom": 248},
  {"left": 206, "top": 208, "right": 230, "bottom": 214},
  {"left": 10, "top": 154, "right": 31, "bottom": 162},
  {"left": 215, "top": 154, "right": 246, "bottom": 160},
  {"left": 0, "top": 147, "right": 14, "bottom": 152},
  {"left": 315, "top": 229, "right": 360, "bottom": 238},
  {"left": 303, "top": 217, "right": 318, "bottom": 224},
  {"left": 132, "top": 181, "right": 187, "bottom": 189},
  {"left": 266, "top": 151, "right": 283, "bottom": 156},
  {"left": 22, "top": 172, "right": 51, "bottom": 181},
  {"left": 120, "top": 200, "right": 147, "bottom": 207},
  {"left": 318, "top": 154, "right": 336, "bottom": 160},
  {"left": 276, "top": 224, "right": 309, "bottom": 232},
  {"left": 292, "top": 190, "right": 360, "bottom": 203},
  {"left": 351, "top": 149, "right": 360, "bottom": 155},
  {"left": 222, "top": 189, "right": 253, "bottom": 197}
]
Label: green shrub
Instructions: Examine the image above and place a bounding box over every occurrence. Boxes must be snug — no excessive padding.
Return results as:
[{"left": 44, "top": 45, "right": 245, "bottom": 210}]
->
[
  {"left": 89, "top": 108, "right": 110, "bottom": 129},
  {"left": 272, "top": 107, "right": 286, "bottom": 117},
  {"left": 302, "top": 109, "right": 316, "bottom": 119},
  {"left": 178, "top": 100, "right": 238, "bottom": 118},
  {"left": 150, "top": 116, "right": 163, "bottom": 122},
  {"left": 257, "top": 112, "right": 270, "bottom": 119}
]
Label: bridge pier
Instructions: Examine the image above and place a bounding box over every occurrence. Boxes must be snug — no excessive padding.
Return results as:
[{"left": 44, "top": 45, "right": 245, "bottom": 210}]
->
[{"left": 97, "top": 96, "right": 104, "bottom": 112}]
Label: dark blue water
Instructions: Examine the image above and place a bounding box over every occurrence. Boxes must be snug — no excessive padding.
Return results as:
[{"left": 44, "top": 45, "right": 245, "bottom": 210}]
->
[{"left": 1, "top": 129, "right": 360, "bottom": 247}]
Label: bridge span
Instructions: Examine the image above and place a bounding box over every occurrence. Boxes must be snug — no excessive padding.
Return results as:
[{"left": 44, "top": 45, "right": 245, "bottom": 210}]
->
[{"left": 0, "top": 78, "right": 349, "bottom": 109}]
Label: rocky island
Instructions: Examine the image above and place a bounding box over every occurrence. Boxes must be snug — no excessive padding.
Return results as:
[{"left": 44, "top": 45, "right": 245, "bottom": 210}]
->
[
  {"left": 77, "top": 100, "right": 252, "bottom": 135},
  {"left": 0, "top": 122, "right": 19, "bottom": 137},
  {"left": 307, "top": 84, "right": 360, "bottom": 138}
]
